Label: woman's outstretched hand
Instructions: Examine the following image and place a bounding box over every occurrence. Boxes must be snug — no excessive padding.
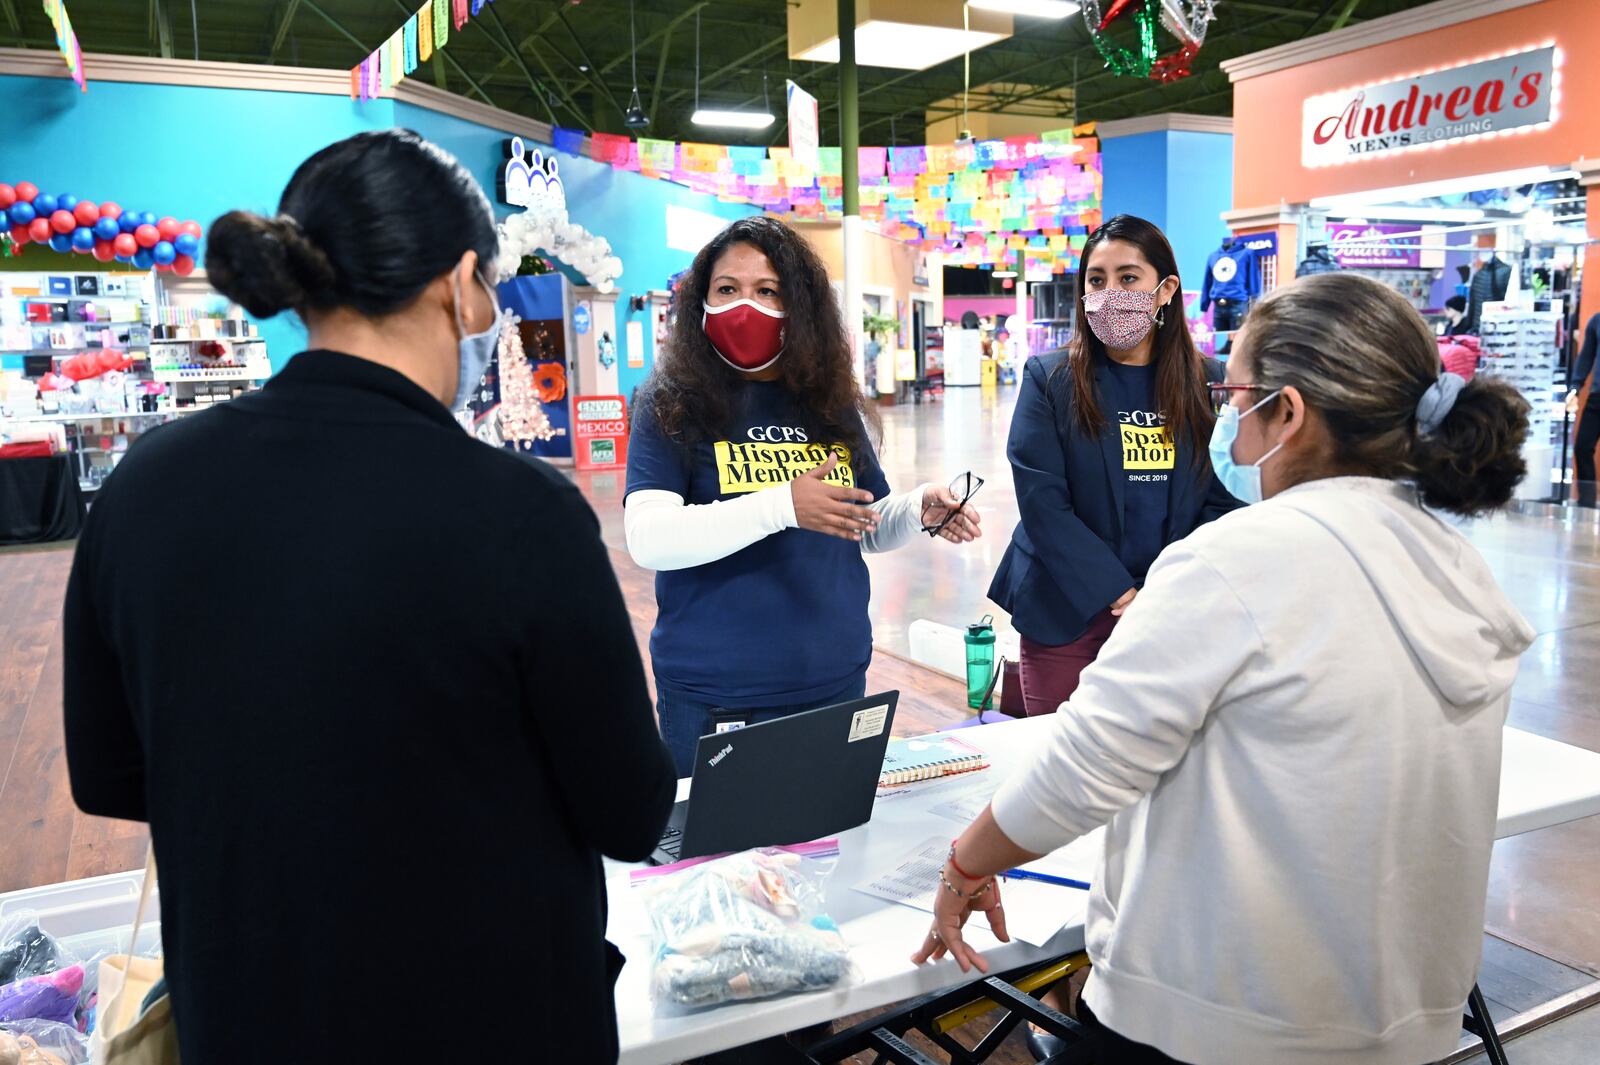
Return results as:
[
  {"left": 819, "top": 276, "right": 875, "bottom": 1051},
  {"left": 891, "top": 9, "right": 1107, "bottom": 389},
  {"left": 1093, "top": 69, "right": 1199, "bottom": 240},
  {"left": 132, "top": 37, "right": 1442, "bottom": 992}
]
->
[{"left": 792, "top": 454, "right": 879, "bottom": 541}]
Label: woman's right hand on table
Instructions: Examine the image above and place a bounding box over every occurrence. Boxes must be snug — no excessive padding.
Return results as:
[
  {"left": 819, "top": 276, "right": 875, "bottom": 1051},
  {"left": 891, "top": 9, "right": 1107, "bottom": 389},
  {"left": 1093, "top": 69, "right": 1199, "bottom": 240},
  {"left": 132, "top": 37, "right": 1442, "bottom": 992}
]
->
[{"left": 792, "top": 454, "right": 879, "bottom": 541}]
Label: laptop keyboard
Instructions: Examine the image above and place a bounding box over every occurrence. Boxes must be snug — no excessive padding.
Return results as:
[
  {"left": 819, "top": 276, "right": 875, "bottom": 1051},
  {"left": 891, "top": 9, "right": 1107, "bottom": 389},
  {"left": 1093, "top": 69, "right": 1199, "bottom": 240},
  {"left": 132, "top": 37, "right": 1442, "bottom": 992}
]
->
[{"left": 657, "top": 824, "right": 683, "bottom": 859}]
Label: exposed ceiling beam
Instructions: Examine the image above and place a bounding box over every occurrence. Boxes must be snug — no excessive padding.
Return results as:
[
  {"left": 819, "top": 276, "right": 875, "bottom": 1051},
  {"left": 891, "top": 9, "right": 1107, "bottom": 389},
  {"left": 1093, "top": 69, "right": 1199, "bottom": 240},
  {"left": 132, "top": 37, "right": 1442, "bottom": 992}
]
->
[
  {"left": 1331, "top": 0, "right": 1366, "bottom": 30},
  {"left": 372, "top": 0, "right": 497, "bottom": 109},
  {"left": 600, "top": 2, "right": 706, "bottom": 78},
  {"left": 649, "top": 20, "right": 677, "bottom": 127},
  {"left": 557, "top": 8, "right": 623, "bottom": 115},
  {"left": 269, "top": 0, "right": 302, "bottom": 60},
  {"left": 658, "top": 32, "right": 790, "bottom": 110},
  {"left": 1224, "top": 1, "right": 1339, "bottom": 17},
  {"left": 151, "top": 0, "right": 174, "bottom": 59},
  {"left": 0, "top": 0, "right": 21, "bottom": 36},
  {"left": 480, "top": 2, "right": 561, "bottom": 127}
]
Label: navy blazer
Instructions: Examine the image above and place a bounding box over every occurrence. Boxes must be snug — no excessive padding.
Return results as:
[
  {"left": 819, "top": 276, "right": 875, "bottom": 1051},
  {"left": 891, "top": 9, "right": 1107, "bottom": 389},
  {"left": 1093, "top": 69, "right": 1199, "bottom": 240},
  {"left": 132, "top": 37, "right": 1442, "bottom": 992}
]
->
[{"left": 989, "top": 350, "right": 1241, "bottom": 646}]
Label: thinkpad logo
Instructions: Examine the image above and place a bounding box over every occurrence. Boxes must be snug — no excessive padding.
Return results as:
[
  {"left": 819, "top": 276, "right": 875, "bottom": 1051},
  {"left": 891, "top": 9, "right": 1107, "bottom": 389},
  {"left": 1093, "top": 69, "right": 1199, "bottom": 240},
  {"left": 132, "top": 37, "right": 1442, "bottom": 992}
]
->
[{"left": 708, "top": 744, "right": 733, "bottom": 768}]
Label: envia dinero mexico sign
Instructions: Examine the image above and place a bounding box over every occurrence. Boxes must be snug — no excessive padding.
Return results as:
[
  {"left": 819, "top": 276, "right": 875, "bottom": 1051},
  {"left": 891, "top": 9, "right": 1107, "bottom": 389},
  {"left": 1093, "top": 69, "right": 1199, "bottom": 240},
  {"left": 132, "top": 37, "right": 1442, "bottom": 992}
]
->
[{"left": 1301, "top": 46, "right": 1555, "bottom": 167}]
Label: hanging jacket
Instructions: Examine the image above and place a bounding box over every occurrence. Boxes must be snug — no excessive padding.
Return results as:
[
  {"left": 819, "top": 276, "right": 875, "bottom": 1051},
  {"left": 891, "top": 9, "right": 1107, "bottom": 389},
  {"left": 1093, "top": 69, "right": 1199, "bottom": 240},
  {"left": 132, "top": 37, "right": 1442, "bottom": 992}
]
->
[
  {"left": 1295, "top": 245, "right": 1340, "bottom": 278},
  {"left": 1199, "top": 244, "right": 1259, "bottom": 310},
  {"left": 1438, "top": 334, "right": 1480, "bottom": 382},
  {"left": 1466, "top": 257, "right": 1512, "bottom": 332}
]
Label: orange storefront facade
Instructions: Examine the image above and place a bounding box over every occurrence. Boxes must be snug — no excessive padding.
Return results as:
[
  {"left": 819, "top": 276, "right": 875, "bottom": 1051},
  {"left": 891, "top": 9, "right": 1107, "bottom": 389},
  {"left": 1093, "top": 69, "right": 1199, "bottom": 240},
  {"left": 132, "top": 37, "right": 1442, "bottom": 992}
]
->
[{"left": 1221, "top": 0, "right": 1600, "bottom": 494}]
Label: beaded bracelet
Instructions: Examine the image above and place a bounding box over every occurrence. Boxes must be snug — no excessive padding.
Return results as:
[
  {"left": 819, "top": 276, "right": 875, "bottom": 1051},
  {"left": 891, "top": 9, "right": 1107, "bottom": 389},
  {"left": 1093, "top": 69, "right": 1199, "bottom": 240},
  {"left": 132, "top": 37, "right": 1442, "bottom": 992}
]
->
[{"left": 938, "top": 865, "right": 994, "bottom": 899}]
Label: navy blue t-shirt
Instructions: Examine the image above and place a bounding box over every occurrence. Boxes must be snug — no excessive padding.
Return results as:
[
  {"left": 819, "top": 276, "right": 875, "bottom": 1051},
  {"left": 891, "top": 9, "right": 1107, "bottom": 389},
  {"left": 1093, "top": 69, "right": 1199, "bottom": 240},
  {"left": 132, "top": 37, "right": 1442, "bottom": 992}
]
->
[
  {"left": 626, "top": 380, "right": 891, "bottom": 705},
  {"left": 1100, "top": 360, "right": 1172, "bottom": 581}
]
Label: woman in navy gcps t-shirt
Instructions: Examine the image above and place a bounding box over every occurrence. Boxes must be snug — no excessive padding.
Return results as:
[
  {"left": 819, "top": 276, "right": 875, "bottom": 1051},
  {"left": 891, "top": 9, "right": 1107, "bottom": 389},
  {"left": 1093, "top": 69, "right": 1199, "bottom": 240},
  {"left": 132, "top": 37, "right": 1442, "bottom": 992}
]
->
[
  {"left": 990, "top": 215, "right": 1241, "bottom": 718},
  {"left": 626, "top": 216, "right": 982, "bottom": 775}
]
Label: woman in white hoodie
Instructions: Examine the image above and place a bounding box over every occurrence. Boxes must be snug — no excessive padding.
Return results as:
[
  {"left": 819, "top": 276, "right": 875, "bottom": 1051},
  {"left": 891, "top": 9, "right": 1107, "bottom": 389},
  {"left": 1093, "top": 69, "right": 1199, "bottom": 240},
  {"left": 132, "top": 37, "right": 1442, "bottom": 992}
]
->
[{"left": 912, "top": 272, "right": 1537, "bottom": 1065}]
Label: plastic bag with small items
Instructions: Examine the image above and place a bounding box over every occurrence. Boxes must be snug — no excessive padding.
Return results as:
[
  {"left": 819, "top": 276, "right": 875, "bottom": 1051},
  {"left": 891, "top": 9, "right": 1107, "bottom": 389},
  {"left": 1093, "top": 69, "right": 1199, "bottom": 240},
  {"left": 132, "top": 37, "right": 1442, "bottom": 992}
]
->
[{"left": 632, "top": 842, "right": 853, "bottom": 1012}]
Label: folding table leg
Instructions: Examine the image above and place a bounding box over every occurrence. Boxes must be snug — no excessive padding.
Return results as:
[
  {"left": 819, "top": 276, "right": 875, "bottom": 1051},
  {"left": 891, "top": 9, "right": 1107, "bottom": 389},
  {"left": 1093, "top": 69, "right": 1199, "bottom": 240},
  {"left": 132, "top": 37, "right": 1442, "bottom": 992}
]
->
[
  {"left": 1463, "top": 983, "right": 1511, "bottom": 1065},
  {"left": 865, "top": 1028, "right": 943, "bottom": 1065}
]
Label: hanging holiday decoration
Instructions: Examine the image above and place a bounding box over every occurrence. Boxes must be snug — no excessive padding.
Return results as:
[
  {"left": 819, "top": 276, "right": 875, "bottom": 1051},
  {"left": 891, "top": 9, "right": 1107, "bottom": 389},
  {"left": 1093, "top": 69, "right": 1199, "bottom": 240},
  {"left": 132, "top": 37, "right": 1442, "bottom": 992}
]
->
[
  {"left": 494, "top": 138, "right": 623, "bottom": 291},
  {"left": 0, "top": 180, "right": 203, "bottom": 273},
  {"left": 1080, "top": 0, "right": 1216, "bottom": 82},
  {"left": 349, "top": 0, "right": 494, "bottom": 100},
  {"left": 41, "top": 0, "right": 86, "bottom": 92},
  {"left": 568, "top": 126, "right": 1101, "bottom": 276},
  {"left": 495, "top": 311, "right": 556, "bottom": 446}
]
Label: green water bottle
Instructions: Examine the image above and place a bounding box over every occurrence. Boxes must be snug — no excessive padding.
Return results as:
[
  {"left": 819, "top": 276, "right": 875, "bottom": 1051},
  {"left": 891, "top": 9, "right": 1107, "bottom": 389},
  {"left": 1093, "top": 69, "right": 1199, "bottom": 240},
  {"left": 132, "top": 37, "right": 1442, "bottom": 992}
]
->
[{"left": 965, "top": 615, "right": 996, "bottom": 710}]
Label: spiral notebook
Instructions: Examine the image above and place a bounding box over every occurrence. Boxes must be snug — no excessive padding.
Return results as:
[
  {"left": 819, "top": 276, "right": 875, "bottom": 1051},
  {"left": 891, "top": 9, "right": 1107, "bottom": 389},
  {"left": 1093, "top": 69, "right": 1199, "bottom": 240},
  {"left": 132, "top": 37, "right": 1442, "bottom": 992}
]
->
[{"left": 879, "top": 734, "right": 988, "bottom": 787}]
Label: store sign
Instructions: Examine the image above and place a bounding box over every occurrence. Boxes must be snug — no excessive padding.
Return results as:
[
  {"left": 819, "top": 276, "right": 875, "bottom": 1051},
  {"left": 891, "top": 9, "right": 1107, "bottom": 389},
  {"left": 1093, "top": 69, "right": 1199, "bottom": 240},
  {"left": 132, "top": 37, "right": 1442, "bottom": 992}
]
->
[
  {"left": 1327, "top": 221, "right": 1419, "bottom": 269},
  {"left": 787, "top": 80, "right": 820, "bottom": 174},
  {"left": 1238, "top": 232, "right": 1277, "bottom": 256},
  {"left": 498, "top": 136, "right": 567, "bottom": 211},
  {"left": 573, "top": 301, "right": 591, "bottom": 335},
  {"left": 574, "top": 394, "right": 629, "bottom": 470},
  {"left": 1302, "top": 46, "right": 1555, "bottom": 167}
]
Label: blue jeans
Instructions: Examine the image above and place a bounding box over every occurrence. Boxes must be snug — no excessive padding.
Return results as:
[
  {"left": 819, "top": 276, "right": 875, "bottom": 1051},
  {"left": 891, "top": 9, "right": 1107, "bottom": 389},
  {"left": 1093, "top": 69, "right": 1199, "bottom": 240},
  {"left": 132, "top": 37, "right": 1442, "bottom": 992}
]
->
[{"left": 655, "top": 673, "right": 869, "bottom": 778}]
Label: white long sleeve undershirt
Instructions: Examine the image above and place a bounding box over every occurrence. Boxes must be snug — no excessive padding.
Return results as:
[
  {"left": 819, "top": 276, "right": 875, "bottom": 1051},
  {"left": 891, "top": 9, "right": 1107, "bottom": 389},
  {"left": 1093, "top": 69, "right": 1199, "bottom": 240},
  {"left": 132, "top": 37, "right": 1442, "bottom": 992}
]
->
[{"left": 624, "top": 483, "right": 932, "bottom": 571}]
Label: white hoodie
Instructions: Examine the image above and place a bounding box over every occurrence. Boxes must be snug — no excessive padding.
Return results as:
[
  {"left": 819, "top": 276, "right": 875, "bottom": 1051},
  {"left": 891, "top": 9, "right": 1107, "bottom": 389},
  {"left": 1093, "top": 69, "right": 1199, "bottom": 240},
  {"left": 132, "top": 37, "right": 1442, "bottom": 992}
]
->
[{"left": 991, "top": 477, "right": 1536, "bottom": 1065}]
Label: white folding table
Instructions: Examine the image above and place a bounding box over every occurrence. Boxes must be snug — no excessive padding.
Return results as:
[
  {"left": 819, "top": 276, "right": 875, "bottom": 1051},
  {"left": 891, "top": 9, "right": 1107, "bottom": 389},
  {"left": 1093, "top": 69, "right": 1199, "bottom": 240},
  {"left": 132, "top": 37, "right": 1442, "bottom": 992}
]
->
[{"left": 610, "top": 716, "right": 1600, "bottom": 1065}]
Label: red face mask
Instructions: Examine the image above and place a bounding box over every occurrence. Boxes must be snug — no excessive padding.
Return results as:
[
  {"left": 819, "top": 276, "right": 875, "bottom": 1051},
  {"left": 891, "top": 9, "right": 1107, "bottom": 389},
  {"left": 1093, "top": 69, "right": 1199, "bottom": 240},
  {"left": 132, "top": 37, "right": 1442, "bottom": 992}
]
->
[{"left": 703, "top": 299, "right": 787, "bottom": 372}]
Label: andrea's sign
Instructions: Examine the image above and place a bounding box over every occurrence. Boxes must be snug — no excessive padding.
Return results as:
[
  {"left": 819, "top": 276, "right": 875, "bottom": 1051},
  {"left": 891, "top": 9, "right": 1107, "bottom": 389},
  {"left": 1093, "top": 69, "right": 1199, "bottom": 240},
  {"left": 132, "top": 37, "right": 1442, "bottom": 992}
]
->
[{"left": 1302, "top": 47, "right": 1555, "bottom": 167}]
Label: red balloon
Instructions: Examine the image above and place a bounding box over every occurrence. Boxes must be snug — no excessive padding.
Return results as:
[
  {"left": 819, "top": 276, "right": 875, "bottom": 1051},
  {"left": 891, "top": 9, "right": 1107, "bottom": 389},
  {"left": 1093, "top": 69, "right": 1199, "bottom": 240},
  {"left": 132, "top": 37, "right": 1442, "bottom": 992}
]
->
[
  {"left": 99, "top": 201, "right": 122, "bottom": 221},
  {"left": 73, "top": 201, "right": 100, "bottom": 226},
  {"left": 134, "top": 224, "right": 160, "bottom": 249},
  {"left": 9, "top": 223, "right": 31, "bottom": 246},
  {"left": 28, "top": 217, "right": 52, "bottom": 243},
  {"left": 172, "top": 253, "right": 196, "bottom": 276},
  {"left": 50, "top": 209, "right": 76, "bottom": 234},
  {"left": 92, "top": 239, "right": 116, "bottom": 262},
  {"left": 113, "top": 232, "right": 138, "bottom": 257},
  {"left": 14, "top": 181, "right": 38, "bottom": 203},
  {"left": 156, "top": 216, "right": 180, "bottom": 242},
  {"left": 0, "top": 184, "right": 14, "bottom": 209},
  {"left": 179, "top": 219, "right": 202, "bottom": 237}
]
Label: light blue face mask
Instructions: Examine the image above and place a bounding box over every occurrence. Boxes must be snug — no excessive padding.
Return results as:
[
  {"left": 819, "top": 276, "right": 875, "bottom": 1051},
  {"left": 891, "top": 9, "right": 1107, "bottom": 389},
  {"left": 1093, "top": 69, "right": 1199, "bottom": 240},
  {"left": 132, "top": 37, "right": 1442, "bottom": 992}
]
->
[
  {"left": 1208, "top": 389, "right": 1284, "bottom": 504},
  {"left": 452, "top": 271, "right": 502, "bottom": 411}
]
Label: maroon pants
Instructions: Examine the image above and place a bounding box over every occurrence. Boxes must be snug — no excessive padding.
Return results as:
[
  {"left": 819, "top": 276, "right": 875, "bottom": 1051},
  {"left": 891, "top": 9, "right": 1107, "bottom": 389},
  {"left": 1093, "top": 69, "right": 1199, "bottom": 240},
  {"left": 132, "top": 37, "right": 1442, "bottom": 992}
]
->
[{"left": 1019, "top": 610, "right": 1120, "bottom": 717}]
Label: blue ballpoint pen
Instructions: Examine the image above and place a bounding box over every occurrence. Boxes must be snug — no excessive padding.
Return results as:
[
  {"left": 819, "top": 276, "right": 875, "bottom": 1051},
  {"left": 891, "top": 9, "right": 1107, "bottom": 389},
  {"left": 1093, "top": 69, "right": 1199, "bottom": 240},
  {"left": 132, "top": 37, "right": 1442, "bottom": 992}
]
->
[{"left": 1003, "top": 868, "right": 1090, "bottom": 890}]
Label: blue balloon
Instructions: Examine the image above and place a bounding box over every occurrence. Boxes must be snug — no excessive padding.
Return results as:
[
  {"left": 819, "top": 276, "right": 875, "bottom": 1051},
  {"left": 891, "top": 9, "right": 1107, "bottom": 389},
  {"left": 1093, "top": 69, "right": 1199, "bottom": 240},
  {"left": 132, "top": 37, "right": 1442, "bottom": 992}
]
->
[
  {"left": 0, "top": 209, "right": 8, "bottom": 229},
  {"left": 48, "top": 232, "right": 74, "bottom": 253},
  {"left": 34, "top": 194, "right": 58, "bottom": 214},
  {"left": 94, "top": 217, "right": 120, "bottom": 241},
  {"left": 58, "top": 194, "right": 78, "bottom": 211},
  {"left": 10, "top": 201, "right": 35, "bottom": 225},
  {"left": 115, "top": 255, "right": 133, "bottom": 264},
  {"left": 119, "top": 213, "right": 140, "bottom": 234},
  {"left": 152, "top": 240, "right": 176, "bottom": 265},
  {"left": 71, "top": 227, "right": 95, "bottom": 251},
  {"left": 138, "top": 211, "right": 157, "bottom": 228},
  {"left": 132, "top": 247, "right": 155, "bottom": 269},
  {"left": 173, "top": 233, "right": 199, "bottom": 257}
]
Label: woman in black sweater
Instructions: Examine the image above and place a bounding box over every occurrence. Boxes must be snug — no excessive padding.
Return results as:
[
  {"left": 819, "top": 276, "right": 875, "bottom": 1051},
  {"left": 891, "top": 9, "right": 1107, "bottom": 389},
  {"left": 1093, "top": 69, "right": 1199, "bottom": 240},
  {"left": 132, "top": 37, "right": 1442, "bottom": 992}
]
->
[{"left": 61, "top": 130, "right": 676, "bottom": 1063}]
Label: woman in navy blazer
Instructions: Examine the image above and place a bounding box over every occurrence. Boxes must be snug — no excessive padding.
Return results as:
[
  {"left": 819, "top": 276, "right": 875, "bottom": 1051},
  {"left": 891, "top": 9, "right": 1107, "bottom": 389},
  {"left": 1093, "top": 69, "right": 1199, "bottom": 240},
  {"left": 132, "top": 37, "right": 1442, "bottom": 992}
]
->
[{"left": 991, "top": 215, "right": 1239, "bottom": 720}]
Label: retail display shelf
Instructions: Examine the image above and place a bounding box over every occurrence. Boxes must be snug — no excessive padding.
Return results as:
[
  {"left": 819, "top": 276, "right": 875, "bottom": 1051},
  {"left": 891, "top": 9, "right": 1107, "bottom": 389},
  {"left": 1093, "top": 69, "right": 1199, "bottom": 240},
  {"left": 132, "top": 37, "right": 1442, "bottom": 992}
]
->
[
  {"left": 149, "top": 336, "right": 263, "bottom": 344},
  {"left": 151, "top": 367, "right": 269, "bottom": 382},
  {"left": 6, "top": 409, "right": 197, "bottom": 423}
]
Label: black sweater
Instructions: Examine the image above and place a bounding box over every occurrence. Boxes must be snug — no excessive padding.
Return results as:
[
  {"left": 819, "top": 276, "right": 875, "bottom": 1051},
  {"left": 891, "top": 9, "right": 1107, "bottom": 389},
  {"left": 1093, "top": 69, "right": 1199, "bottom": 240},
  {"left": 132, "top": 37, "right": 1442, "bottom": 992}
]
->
[{"left": 63, "top": 351, "right": 675, "bottom": 1063}]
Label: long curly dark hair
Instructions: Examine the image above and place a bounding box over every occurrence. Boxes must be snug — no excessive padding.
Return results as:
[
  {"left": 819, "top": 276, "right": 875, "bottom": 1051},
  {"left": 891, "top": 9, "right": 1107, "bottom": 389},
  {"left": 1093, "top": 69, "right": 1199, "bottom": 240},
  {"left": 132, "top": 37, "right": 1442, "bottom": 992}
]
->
[
  {"left": 1059, "top": 214, "right": 1213, "bottom": 463},
  {"left": 644, "top": 215, "right": 879, "bottom": 450}
]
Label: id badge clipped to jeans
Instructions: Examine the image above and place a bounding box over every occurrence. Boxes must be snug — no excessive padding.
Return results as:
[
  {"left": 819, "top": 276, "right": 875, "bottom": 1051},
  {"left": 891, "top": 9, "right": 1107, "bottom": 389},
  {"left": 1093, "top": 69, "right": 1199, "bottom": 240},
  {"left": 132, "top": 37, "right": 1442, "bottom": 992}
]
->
[{"left": 708, "top": 706, "right": 752, "bottom": 736}]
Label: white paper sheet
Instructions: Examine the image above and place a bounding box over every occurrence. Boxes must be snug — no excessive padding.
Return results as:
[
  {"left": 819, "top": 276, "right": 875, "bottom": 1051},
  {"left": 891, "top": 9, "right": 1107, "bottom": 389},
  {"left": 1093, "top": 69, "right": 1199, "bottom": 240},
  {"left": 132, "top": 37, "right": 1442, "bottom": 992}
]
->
[
  {"left": 852, "top": 836, "right": 1086, "bottom": 947},
  {"left": 926, "top": 780, "right": 1000, "bottom": 824}
]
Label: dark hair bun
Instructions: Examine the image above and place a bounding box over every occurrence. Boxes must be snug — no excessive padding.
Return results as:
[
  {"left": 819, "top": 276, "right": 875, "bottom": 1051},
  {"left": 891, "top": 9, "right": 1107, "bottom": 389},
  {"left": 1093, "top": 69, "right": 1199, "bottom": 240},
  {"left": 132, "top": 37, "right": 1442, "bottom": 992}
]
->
[
  {"left": 1412, "top": 377, "right": 1531, "bottom": 517},
  {"left": 205, "top": 210, "right": 336, "bottom": 319}
]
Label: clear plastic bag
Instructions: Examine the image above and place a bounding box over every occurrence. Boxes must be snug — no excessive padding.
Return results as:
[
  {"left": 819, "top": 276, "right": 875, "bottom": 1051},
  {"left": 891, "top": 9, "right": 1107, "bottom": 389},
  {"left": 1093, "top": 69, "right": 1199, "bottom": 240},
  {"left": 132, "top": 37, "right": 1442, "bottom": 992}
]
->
[
  {"left": 0, "top": 1018, "right": 90, "bottom": 1065},
  {"left": 0, "top": 915, "right": 71, "bottom": 988},
  {"left": 632, "top": 842, "right": 852, "bottom": 1011}
]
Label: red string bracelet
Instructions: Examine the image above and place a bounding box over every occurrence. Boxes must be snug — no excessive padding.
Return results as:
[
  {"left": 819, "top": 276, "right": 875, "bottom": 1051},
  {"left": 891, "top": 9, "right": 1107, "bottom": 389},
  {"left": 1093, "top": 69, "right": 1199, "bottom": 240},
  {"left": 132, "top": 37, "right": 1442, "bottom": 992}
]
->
[{"left": 948, "top": 840, "right": 982, "bottom": 883}]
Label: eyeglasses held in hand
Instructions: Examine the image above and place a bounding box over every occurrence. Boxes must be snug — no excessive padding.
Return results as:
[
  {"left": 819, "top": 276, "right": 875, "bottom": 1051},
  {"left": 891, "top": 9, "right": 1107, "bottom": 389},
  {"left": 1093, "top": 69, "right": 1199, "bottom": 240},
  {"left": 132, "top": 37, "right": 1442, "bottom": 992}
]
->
[{"left": 922, "top": 471, "right": 984, "bottom": 537}]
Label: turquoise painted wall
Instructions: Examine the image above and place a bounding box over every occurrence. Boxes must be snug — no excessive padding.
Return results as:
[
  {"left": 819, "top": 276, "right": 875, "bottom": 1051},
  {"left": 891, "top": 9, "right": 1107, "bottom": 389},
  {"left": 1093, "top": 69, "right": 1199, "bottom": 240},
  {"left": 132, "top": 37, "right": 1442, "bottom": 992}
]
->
[
  {"left": 0, "top": 73, "right": 396, "bottom": 368},
  {"left": 393, "top": 102, "right": 759, "bottom": 397},
  {"left": 1, "top": 73, "right": 757, "bottom": 393},
  {"left": 1098, "top": 129, "right": 1233, "bottom": 292}
]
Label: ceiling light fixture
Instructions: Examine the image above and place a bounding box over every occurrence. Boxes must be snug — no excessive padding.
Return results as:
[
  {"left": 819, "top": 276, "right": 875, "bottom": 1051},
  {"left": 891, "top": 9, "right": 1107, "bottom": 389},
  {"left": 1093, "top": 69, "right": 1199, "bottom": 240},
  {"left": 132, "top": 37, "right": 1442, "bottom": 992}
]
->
[
  {"left": 690, "top": 13, "right": 776, "bottom": 129},
  {"left": 992, "top": 267, "right": 1018, "bottom": 278},
  {"left": 967, "top": 0, "right": 1080, "bottom": 16},
  {"left": 622, "top": 0, "right": 650, "bottom": 130},
  {"left": 788, "top": 0, "right": 1013, "bottom": 71}
]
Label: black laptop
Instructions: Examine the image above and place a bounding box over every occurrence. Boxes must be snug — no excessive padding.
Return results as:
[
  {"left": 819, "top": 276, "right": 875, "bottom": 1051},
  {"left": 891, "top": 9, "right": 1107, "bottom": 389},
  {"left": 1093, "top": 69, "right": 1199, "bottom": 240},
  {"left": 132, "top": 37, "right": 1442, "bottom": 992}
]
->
[{"left": 650, "top": 691, "right": 899, "bottom": 865}]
